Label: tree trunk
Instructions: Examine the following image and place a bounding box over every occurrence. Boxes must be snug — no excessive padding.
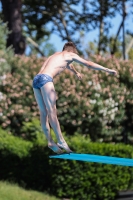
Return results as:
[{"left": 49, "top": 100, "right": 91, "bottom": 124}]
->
[{"left": 1, "top": 0, "right": 25, "bottom": 55}]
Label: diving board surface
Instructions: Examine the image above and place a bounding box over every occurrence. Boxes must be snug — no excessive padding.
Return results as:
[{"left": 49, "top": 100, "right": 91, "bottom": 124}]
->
[{"left": 49, "top": 153, "right": 133, "bottom": 167}]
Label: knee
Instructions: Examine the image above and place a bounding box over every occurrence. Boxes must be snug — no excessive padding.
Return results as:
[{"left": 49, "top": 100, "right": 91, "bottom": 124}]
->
[
  {"left": 40, "top": 112, "right": 49, "bottom": 126},
  {"left": 39, "top": 105, "right": 46, "bottom": 113},
  {"left": 46, "top": 106, "right": 56, "bottom": 115},
  {"left": 40, "top": 110, "right": 48, "bottom": 118}
]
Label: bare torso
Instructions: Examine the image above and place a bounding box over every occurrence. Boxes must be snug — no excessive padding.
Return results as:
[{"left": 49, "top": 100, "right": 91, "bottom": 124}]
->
[{"left": 38, "top": 51, "right": 72, "bottom": 78}]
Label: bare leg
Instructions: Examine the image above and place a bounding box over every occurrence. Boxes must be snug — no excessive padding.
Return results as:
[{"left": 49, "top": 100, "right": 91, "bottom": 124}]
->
[
  {"left": 33, "top": 88, "right": 62, "bottom": 154},
  {"left": 41, "top": 82, "right": 72, "bottom": 153}
]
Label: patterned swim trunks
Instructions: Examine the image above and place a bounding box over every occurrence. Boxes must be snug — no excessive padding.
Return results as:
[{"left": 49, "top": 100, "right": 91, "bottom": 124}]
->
[{"left": 32, "top": 74, "right": 53, "bottom": 89}]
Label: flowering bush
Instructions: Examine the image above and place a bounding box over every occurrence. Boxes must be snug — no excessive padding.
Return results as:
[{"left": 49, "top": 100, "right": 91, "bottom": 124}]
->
[
  {"left": 54, "top": 56, "right": 133, "bottom": 143},
  {"left": 0, "top": 54, "right": 43, "bottom": 134}
]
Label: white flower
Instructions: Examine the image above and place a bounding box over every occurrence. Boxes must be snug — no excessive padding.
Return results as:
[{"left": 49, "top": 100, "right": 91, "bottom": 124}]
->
[
  {"left": 95, "top": 93, "right": 100, "bottom": 97},
  {"left": 88, "top": 81, "right": 92, "bottom": 85},
  {"left": 90, "top": 99, "right": 96, "bottom": 104},
  {"left": 0, "top": 74, "right": 6, "bottom": 80},
  {"left": 94, "top": 83, "right": 101, "bottom": 90}
]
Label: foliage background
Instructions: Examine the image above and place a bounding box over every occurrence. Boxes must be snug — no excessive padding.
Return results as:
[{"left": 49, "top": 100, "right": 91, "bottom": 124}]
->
[
  {"left": 0, "top": 14, "right": 133, "bottom": 200},
  {"left": 0, "top": 42, "right": 133, "bottom": 143}
]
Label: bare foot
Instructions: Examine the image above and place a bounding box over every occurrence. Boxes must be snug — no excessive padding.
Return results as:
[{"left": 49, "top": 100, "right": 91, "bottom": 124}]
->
[
  {"left": 57, "top": 142, "right": 73, "bottom": 153},
  {"left": 48, "top": 142, "right": 63, "bottom": 154}
]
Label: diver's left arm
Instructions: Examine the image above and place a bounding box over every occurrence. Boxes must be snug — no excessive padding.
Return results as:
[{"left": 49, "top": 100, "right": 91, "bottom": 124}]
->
[{"left": 67, "top": 64, "right": 82, "bottom": 80}]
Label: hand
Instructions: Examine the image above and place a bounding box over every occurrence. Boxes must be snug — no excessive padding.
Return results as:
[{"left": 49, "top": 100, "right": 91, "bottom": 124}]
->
[
  {"left": 109, "top": 69, "right": 117, "bottom": 76},
  {"left": 76, "top": 72, "right": 83, "bottom": 80}
]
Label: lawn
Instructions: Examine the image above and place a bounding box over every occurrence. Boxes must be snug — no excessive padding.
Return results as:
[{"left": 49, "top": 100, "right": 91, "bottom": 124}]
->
[{"left": 0, "top": 181, "right": 60, "bottom": 200}]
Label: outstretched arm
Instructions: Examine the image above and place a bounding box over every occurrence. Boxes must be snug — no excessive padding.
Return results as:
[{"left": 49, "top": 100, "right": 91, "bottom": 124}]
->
[
  {"left": 67, "top": 64, "right": 82, "bottom": 80},
  {"left": 69, "top": 53, "right": 117, "bottom": 76}
]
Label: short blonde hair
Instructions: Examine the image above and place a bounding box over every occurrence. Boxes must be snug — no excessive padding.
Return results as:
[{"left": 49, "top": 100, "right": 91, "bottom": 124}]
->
[{"left": 62, "top": 42, "right": 78, "bottom": 54}]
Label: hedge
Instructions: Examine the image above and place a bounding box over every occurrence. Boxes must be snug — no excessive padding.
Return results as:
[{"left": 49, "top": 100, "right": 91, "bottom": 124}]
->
[{"left": 0, "top": 128, "right": 133, "bottom": 200}]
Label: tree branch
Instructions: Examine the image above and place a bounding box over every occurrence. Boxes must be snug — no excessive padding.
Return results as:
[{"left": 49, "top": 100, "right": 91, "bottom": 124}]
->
[
  {"left": 26, "top": 37, "right": 44, "bottom": 56},
  {"left": 58, "top": 8, "right": 71, "bottom": 41}
]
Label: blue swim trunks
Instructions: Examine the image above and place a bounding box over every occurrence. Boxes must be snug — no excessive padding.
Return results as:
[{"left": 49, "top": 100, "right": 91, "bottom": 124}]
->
[{"left": 32, "top": 74, "right": 53, "bottom": 89}]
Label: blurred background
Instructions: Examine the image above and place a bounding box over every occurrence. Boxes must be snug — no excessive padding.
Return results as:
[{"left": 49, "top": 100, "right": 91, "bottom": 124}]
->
[
  {"left": 0, "top": 1, "right": 133, "bottom": 200},
  {"left": 0, "top": 0, "right": 133, "bottom": 58}
]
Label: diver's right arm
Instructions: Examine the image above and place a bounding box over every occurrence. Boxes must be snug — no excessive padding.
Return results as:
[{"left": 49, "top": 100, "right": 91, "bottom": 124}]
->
[{"left": 69, "top": 53, "right": 117, "bottom": 76}]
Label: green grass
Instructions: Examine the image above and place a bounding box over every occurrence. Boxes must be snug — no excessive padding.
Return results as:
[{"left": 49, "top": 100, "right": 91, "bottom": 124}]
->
[{"left": 0, "top": 181, "right": 60, "bottom": 200}]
